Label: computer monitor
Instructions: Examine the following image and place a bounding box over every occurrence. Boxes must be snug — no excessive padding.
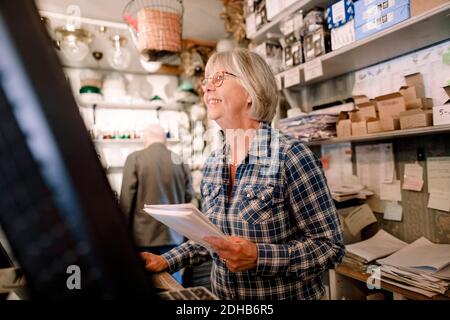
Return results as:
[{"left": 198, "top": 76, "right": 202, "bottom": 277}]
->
[{"left": 0, "top": 0, "right": 157, "bottom": 299}]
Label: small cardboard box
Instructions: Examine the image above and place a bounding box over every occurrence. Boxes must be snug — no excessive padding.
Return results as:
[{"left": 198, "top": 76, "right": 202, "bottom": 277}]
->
[
  {"left": 380, "top": 116, "right": 400, "bottom": 131},
  {"left": 399, "top": 109, "right": 433, "bottom": 129},
  {"left": 336, "top": 111, "right": 352, "bottom": 137},
  {"left": 410, "top": 0, "right": 448, "bottom": 17},
  {"left": 357, "top": 102, "right": 377, "bottom": 119},
  {"left": 376, "top": 92, "right": 406, "bottom": 119},
  {"left": 406, "top": 98, "right": 434, "bottom": 110},
  {"left": 367, "top": 118, "right": 382, "bottom": 134},
  {"left": 404, "top": 72, "right": 424, "bottom": 88},
  {"left": 352, "top": 95, "right": 370, "bottom": 105},
  {"left": 351, "top": 121, "right": 367, "bottom": 136},
  {"left": 433, "top": 86, "right": 450, "bottom": 126},
  {"left": 399, "top": 86, "right": 426, "bottom": 103}
]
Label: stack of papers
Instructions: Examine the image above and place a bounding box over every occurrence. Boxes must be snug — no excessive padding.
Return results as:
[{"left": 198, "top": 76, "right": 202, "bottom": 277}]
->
[
  {"left": 343, "top": 230, "right": 407, "bottom": 269},
  {"left": 143, "top": 203, "right": 225, "bottom": 251},
  {"left": 330, "top": 183, "right": 374, "bottom": 202},
  {"left": 279, "top": 114, "right": 338, "bottom": 142},
  {"left": 376, "top": 237, "right": 450, "bottom": 297}
]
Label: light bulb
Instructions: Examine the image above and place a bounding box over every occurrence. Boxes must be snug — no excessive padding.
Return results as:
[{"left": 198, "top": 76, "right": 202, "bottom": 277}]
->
[
  {"left": 108, "top": 46, "right": 131, "bottom": 70},
  {"left": 60, "top": 37, "right": 90, "bottom": 62}
]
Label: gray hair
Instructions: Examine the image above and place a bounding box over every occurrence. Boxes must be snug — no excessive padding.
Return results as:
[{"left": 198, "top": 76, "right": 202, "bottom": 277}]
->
[
  {"left": 143, "top": 124, "right": 166, "bottom": 147},
  {"left": 205, "top": 48, "right": 279, "bottom": 123}
]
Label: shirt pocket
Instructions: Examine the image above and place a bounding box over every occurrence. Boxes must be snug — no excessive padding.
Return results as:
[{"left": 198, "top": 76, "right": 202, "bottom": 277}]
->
[
  {"left": 201, "top": 183, "right": 221, "bottom": 216},
  {"left": 238, "top": 184, "right": 283, "bottom": 224}
]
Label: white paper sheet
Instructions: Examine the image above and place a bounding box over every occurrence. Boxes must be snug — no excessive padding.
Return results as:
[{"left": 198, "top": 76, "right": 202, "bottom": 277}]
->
[
  {"left": 356, "top": 143, "right": 395, "bottom": 196},
  {"left": 383, "top": 202, "right": 403, "bottom": 222},
  {"left": 321, "top": 143, "right": 353, "bottom": 187},
  {"left": 428, "top": 192, "right": 450, "bottom": 212},
  {"left": 380, "top": 180, "right": 402, "bottom": 202},
  {"left": 427, "top": 157, "right": 450, "bottom": 195}
]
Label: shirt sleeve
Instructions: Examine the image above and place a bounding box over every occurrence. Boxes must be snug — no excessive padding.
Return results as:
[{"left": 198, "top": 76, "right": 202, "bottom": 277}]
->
[
  {"left": 119, "top": 153, "right": 137, "bottom": 226},
  {"left": 162, "top": 240, "right": 211, "bottom": 273},
  {"left": 255, "top": 142, "right": 345, "bottom": 280}
]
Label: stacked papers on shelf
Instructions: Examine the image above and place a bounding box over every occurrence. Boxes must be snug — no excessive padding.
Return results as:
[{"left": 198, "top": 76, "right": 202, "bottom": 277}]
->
[
  {"left": 376, "top": 237, "right": 450, "bottom": 297},
  {"left": 279, "top": 114, "right": 338, "bottom": 142},
  {"left": 343, "top": 230, "right": 407, "bottom": 268}
]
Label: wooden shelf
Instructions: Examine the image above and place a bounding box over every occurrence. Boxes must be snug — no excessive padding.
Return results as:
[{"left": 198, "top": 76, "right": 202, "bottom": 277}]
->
[
  {"left": 304, "top": 124, "right": 450, "bottom": 146},
  {"left": 335, "top": 264, "right": 450, "bottom": 300},
  {"left": 94, "top": 138, "right": 179, "bottom": 145},
  {"left": 78, "top": 101, "right": 182, "bottom": 111},
  {"left": 276, "top": 3, "right": 450, "bottom": 87}
]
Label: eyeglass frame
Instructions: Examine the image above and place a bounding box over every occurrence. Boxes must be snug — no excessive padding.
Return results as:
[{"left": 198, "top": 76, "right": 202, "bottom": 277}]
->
[{"left": 201, "top": 71, "right": 238, "bottom": 88}]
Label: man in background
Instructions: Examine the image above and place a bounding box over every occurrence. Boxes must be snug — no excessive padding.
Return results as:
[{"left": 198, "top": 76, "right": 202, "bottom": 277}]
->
[{"left": 120, "top": 124, "right": 194, "bottom": 283}]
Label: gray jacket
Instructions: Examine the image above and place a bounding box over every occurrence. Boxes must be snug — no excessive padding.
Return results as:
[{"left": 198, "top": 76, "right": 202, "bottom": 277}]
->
[{"left": 120, "top": 143, "right": 194, "bottom": 247}]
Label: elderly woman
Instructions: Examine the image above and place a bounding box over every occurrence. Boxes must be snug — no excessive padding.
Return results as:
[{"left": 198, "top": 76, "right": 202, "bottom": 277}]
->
[{"left": 141, "top": 48, "right": 344, "bottom": 300}]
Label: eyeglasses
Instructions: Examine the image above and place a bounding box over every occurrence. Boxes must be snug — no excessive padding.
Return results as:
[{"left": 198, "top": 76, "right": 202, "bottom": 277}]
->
[{"left": 201, "top": 71, "right": 238, "bottom": 88}]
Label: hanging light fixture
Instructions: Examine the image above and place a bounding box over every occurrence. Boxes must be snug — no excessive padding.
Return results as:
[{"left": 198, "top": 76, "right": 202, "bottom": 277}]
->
[
  {"left": 107, "top": 35, "right": 131, "bottom": 70},
  {"left": 55, "top": 26, "right": 92, "bottom": 62}
]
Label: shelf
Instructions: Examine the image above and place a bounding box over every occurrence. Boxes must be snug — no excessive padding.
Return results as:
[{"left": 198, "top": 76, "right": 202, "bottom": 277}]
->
[
  {"left": 335, "top": 264, "right": 450, "bottom": 300},
  {"left": 277, "top": 3, "right": 450, "bottom": 87},
  {"left": 78, "top": 101, "right": 182, "bottom": 111},
  {"left": 249, "top": 0, "right": 330, "bottom": 43},
  {"left": 94, "top": 139, "right": 179, "bottom": 145},
  {"left": 304, "top": 124, "right": 450, "bottom": 146}
]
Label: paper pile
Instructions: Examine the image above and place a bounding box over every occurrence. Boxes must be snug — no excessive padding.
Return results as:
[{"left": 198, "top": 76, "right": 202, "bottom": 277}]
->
[
  {"left": 279, "top": 114, "right": 338, "bottom": 142},
  {"left": 343, "top": 230, "right": 407, "bottom": 269},
  {"left": 377, "top": 237, "right": 450, "bottom": 297}
]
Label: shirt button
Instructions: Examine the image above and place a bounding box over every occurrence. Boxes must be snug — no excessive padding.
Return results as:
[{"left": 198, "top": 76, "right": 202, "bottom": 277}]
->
[{"left": 261, "top": 196, "right": 265, "bottom": 200}]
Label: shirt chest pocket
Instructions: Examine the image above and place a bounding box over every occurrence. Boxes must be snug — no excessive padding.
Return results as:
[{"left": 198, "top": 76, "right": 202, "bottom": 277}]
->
[
  {"left": 201, "top": 183, "right": 221, "bottom": 216},
  {"left": 238, "top": 184, "right": 284, "bottom": 224}
]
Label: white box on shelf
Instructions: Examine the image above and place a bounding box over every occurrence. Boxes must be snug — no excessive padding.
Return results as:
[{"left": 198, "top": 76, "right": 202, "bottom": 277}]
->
[
  {"left": 433, "top": 86, "right": 450, "bottom": 125},
  {"left": 331, "top": 20, "right": 356, "bottom": 51}
]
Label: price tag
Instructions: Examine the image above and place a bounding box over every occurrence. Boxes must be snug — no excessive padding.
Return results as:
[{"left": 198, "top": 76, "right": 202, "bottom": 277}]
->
[
  {"left": 433, "top": 105, "right": 450, "bottom": 125},
  {"left": 283, "top": 67, "right": 301, "bottom": 88},
  {"left": 304, "top": 58, "right": 323, "bottom": 82}
]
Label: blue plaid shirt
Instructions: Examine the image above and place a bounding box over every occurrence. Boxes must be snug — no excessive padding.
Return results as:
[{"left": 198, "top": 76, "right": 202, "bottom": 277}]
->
[{"left": 162, "top": 122, "right": 345, "bottom": 300}]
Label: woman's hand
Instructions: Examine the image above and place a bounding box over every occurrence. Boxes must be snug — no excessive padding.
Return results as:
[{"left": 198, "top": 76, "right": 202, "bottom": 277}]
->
[
  {"left": 204, "top": 236, "right": 257, "bottom": 272},
  {"left": 139, "top": 252, "right": 169, "bottom": 272}
]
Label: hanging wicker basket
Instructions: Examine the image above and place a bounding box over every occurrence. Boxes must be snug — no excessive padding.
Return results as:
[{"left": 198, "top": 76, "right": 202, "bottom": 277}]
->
[{"left": 123, "top": 0, "right": 183, "bottom": 61}]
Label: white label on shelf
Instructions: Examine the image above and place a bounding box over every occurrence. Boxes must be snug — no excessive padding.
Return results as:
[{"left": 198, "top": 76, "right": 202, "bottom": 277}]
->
[
  {"left": 332, "top": 1, "right": 346, "bottom": 24},
  {"left": 433, "top": 105, "right": 450, "bottom": 125},
  {"left": 283, "top": 67, "right": 301, "bottom": 88},
  {"left": 275, "top": 74, "right": 283, "bottom": 90},
  {"left": 304, "top": 58, "right": 323, "bottom": 82}
]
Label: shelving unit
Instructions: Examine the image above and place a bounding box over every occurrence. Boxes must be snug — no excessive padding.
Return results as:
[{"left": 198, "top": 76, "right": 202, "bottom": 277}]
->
[
  {"left": 304, "top": 124, "right": 450, "bottom": 146},
  {"left": 275, "top": 2, "right": 450, "bottom": 88},
  {"left": 93, "top": 138, "right": 179, "bottom": 145},
  {"left": 78, "top": 101, "right": 183, "bottom": 111}
]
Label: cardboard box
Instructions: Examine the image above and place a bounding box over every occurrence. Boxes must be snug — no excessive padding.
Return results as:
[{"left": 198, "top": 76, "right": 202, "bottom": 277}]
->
[
  {"left": 331, "top": 19, "right": 356, "bottom": 51},
  {"left": 380, "top": 116, "right": 400, "bottom": 131},
  {"left": 357, "top": 103, "right": 377, "bottom": 119},
  {"left": 353, "top": 95, "right": 370, "bottom": 105},
  {"left": 404, "top": 72, "right": 424, "bottom": 87},
  {"left": 352, "top": 120, "right": 368, "bottom": 136},
  {"left": 433, "top": 86, "right": 450, "bottom": 126},
  {"left": 304, "top": 27, "right": 331, "bottom": 62},
  {"left": 410, "top": 0, "right": 448, "bottom": 17},
  {"left": 355, "top": 0, "right": 409, "bottom": 27},
  {"left": 399, "top": 86, "right": 425, "bottom": 103},
  {"left": 367, "top": 118, "right": 382, "bottom": 133},
  {"left": 355, "top": 4, "right": 410, "bottom": 40},
  {"left": 326, "top": 0, "right": 355, "bottom": 29},
  {"left": 406, "top": 98, "right": 433, "bottom": 110},
  {"left": 399, "top": 109, "right": 433, "bottom": 129},
  {"left": 336, "top": 112, "right": 352, "bottom": 137},
  {"left": 376, "top": 92, "right": 406, "bottom": 119}
]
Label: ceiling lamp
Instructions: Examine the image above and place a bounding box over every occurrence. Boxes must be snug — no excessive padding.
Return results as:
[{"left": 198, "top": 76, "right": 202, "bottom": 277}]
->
[
  {"left": 55, "top": 26, "right": 92, "bottom": 62},
  {"left": 108, "top": 35, "right": 131, "bottom": 70}
]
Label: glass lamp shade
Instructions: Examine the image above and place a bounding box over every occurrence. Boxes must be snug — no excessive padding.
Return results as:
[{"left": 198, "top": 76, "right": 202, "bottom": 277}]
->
[
  {"left": 60, "top": 37, "right": 90, "bottom": 62},
  {"left": 108, "top": 46, "right": 131, "bottom": 70}
]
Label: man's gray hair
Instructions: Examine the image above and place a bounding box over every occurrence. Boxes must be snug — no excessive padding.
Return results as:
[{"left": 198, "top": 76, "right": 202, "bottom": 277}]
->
[
  {"left": 143, "top": 124, "right": 166, "bottom": 147},
  {"left": 204, "top": 48, "right": 279, "bottom": 123}
]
